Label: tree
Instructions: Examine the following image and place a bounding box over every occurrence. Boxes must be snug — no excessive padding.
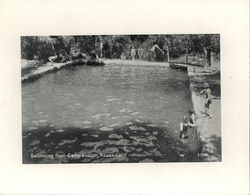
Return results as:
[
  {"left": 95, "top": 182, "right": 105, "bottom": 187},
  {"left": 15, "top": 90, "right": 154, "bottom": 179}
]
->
[
  {"left": 72, "top": 35, "right": 97, "bottom": 53},
  {"left": 210, "top": 34, "right": 220, "bottom": 54},
  {"left": 21, "top": 34, "right": 220, "bottom": 63},
  {"left": 21, "top": 36, "right": 55, "bottom": 61},
  {"left": 191, "top": 34, "right": 220, "bottom": 66}
]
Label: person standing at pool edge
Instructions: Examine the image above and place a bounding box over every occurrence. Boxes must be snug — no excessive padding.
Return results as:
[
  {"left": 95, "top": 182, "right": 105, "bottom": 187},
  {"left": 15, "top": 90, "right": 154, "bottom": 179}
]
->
[
  {"left": 180, "top": 116, "right": 189, "bottom": 139},
  {"left": 131, "top": 46, "right": 136, "bottom": 60},
  {"left": 138, "top": 46, "right": 143, "bottom": 60},
  {"left": 200, "top": 83, "right": 212, "bottom": 118},
  {"left": 150, "top": 43, "right": 164, "bottom": 61}
]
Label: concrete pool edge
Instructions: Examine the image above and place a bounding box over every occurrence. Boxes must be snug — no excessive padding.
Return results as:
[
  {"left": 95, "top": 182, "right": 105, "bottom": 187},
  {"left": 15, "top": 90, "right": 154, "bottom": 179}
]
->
[
  {"left": 103, "top": 59, "right": 170, "bottom": 67},
  {"left": 21, "top": 62, "right": 68, "bottom": 83},
  {"left": 188, "top": 67, "right": 221, "bottom": 161}
]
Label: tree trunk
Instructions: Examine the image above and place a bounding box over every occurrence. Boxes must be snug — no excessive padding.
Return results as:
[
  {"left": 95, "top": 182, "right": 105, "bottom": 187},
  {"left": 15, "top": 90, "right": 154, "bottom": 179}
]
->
[
  {"left": 185, "top": 48, "right": 188, "bottom": 63},
  {"left": 99, "top": 36, "right": 103, "bottom": 58},
  {"left": 100, "top": 42, "right": 103, "bottom": 58},
  {"left": 207, "top": 48, "right": 211, "bottom": 66},
  {"left": 203, "top": 47, "right": 211, "bottom": 67},
  {"left": 166, "top": 46, "right": 170, "bottom": 62}
]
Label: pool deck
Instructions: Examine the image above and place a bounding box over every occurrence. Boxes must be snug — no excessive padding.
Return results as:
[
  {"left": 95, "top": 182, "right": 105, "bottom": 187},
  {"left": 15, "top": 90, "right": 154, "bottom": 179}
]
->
[
  {"left": 103, "top": 59, "right": 169, "bottom": 67},
  {"left": 187, "top": 67, "right": 221, "bottom": 161},
  {"left": 21, "top": 62, "right": 66, "bottom": 82}
]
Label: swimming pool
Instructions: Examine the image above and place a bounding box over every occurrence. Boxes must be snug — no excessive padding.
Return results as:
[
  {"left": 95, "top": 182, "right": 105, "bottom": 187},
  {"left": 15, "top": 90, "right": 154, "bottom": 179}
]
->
[{"left": 22, "top": 64, "right": 194, "bottom": 163}]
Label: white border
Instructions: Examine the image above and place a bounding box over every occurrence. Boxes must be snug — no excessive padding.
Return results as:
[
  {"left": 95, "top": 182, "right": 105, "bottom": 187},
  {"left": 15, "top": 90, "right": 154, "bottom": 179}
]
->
[{"left": 0, "top": 0, "right": 249, "bottom": 194}]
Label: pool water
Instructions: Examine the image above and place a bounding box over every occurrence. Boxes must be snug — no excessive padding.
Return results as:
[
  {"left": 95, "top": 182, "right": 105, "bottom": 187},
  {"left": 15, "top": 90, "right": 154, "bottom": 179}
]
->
[{"left": 22, "top": 64, "right": 196, "bottom": 163}]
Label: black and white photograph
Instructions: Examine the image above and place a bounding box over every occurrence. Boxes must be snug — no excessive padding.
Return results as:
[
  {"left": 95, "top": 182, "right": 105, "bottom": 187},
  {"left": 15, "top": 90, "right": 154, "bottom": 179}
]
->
[{"left": 21, "top": 34, "right": 221, "bottom": 164}]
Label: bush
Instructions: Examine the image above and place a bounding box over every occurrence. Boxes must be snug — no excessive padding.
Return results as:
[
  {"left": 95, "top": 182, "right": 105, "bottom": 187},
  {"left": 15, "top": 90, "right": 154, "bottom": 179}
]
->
[
  {"left": 21, "top": 35, "right": 220, "bottom": 63},
  {"left": 21, "top": 36, "right": 54, "bottom": 62}
]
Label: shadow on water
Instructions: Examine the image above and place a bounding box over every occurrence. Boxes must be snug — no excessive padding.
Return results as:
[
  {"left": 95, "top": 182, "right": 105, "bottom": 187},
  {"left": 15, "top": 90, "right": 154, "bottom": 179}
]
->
[{"left": 22, "top": 121, "right": 202, "bottom": 164}]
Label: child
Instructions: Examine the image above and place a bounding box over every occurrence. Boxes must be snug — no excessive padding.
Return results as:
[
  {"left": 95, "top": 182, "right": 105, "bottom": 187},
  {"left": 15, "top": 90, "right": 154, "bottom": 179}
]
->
[
  {"left": 48, "top": 55, "right": 58, "bottom": 66},
  {"left": 188, "top": 109, "right": 198, "bottom": 128},
  {"left": 120, "top": 53, "right": 126, "bottom": 66},
  {"left": 200, "top": 83, "right": 212, "bottom": 118},
  {"left": 180, "top": 116, "right": 189, "bottom": 139},
  {"left": 121, "top": 53, "right": 126, "bottom": 60}
]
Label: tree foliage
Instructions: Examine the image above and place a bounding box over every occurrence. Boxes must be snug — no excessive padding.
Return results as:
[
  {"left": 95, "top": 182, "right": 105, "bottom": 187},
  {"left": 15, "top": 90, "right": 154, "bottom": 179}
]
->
[{"left": 21, "top": 34, "right": 220, "bottom": 62}]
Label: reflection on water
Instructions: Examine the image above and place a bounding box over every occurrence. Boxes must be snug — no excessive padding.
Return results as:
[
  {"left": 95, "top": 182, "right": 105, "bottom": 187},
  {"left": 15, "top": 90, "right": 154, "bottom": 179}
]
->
[{"left": 22, "top": 65, "right": 195, "bottom": 163}]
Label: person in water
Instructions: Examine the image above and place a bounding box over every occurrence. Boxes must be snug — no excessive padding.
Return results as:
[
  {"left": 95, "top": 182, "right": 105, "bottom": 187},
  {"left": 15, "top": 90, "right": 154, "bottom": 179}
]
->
[
  {"left": 120, "top": 52, "right": 126, "bottom": 66},
  {"left": 188, "top": 109, "right": 203, "bottom": 156},
  {"left": 121, "top": 53, "right": 126, "bottom": 60},
  {"left": 188, "top": 109, "right": 198, "bottom": 129},
  {"left": 180, "top": 116, "right": 189, "bottom": 139},
  {"left": 200, "top": 83, "right": 212, "bottom": 118}
]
